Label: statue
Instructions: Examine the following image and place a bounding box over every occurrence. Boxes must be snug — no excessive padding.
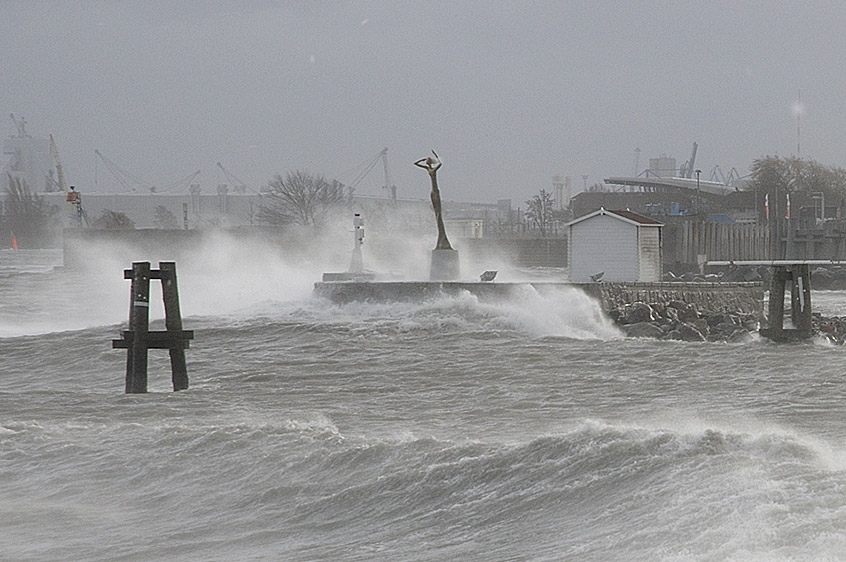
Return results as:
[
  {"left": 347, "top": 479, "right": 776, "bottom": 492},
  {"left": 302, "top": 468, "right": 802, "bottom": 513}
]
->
[
  {"left": 414, "top": 151, "right": 452, "bottom": 250},
  {"left": 415, "top": 150, "right": 459, "bottom": 280}
]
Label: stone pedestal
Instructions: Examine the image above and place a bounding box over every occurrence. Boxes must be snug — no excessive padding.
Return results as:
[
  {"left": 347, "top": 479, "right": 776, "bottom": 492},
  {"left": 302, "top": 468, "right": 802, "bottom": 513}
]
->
[{"left": 430, "top": 249, "right": 460, "bottom": 281}]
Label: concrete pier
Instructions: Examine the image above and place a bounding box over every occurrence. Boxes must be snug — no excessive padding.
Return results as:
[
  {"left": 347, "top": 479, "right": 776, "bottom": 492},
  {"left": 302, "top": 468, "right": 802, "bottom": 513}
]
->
[{"left": 313, "top": 280, "right": 764, "bottom": 317}]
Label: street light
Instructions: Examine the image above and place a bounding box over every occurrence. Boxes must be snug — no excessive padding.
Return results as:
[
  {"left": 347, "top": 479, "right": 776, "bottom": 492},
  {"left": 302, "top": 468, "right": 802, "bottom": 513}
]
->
[{"left": 695, "top": 169, "right": 701, "bottom": 216}]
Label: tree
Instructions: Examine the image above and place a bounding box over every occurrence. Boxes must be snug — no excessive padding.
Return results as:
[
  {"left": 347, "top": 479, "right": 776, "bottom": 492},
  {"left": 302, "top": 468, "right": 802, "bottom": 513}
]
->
[
  {"left": 2, "top": 174, "right": 60, "bottom": 247},
  {"left": 747, "top": 156, "right": 846, "bottom": 221},
  {"left": 92, "top": 209, "right": 135, "bottom": 230},
  {"left": 259, "top": 170, "right": 348, "bottom": 227},
  {"left": 525, "top": 188, "right": 555, "bottom": 237},
  {"left": 153, "top": 205, "right": 179, "bottom": 229}
]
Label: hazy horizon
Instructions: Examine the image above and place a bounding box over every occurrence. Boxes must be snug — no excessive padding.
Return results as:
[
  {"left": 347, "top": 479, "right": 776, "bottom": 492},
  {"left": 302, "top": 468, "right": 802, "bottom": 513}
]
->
[{"left": 3, "top": 1, "right": 845, "bottom": 204}]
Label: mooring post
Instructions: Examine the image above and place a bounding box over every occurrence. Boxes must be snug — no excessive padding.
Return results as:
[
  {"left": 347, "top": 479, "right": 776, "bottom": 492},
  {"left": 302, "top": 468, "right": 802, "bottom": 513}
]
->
[
  {"left": 790, "top": 263, "right": 812, "bottom": 334},
  {"left": 114, "top": 261, "right": 193, "bottom": 393},
  {"left": 761, "top": 263, "right": 814, "bottom": 341},
  {"left": 126, "top": 261, "right": 151, "bottom": 394},
  {"left": 767, "top": 266, "right": 787, "bottom": 334},
  {"left": 160, "top": 262, "right": 189, "bottom": 391}
]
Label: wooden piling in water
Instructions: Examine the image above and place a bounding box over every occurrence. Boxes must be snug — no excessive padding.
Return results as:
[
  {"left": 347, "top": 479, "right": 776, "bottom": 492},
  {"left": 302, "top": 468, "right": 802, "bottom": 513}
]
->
[
  {"left": 113, "top": 261, "right": 194, "bottom": 393},
  {"left": 760, "top": 263, "right": 813, "bottom": 342},
  {"left": 160, "top": 262, "right": 189, "bottom": 391}
]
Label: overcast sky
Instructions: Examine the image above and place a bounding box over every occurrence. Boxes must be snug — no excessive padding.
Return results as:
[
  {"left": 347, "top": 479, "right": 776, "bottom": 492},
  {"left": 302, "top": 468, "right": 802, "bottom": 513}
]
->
[{"left": 2, "top": 1, "right": 845, "bottom": 204}]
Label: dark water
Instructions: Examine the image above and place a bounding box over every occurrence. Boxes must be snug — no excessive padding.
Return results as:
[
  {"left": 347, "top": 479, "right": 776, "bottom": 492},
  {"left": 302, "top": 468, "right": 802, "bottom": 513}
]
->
[{"left": 2, "top": 249, "right": 846, "bottom": 561}]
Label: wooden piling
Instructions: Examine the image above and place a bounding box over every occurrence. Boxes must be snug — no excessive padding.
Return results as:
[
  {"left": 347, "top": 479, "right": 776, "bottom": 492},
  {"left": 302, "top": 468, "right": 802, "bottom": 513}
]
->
[
  {"left": 790, "top": 264, "right": 812, "bottom": 334},
  {"left": 113, "top": 261, "right": 193, "bottom": 393},
  {"left": 127, "top": 261, "right": 151, "bottom": 393},
  {"left": 160, "top": 262, "right": 189, "bottom": 391},
  {"left": 760, "top": 263, "right": 813, "bottom": 342}
]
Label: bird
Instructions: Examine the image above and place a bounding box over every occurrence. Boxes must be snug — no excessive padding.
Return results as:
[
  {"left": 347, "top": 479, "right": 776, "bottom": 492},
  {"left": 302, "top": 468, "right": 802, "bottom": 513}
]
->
[
  {"left": 480, "top": 270, "right": 498, "bottom": 282},
  {"left": 590, "top": 271, "right": 604, "bottom": 283}
]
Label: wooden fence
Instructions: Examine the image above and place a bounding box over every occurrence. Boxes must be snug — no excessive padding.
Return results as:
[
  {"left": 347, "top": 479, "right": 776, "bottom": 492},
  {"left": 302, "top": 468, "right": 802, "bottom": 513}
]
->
[{"left": 670, "top": 222, "right": 771, "bottom": 265}]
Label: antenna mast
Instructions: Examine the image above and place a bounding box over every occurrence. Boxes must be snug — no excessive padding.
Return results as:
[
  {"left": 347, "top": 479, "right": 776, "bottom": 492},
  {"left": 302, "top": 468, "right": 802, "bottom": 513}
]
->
[{"left": 797, "top": 89, "right": 801, "bottom": 156}]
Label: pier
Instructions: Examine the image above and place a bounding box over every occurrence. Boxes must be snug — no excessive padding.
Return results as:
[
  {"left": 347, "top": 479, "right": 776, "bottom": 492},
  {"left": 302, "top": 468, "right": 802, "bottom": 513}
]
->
[{"left": 314, "top": 280, "right": 764, "bottom": 318}]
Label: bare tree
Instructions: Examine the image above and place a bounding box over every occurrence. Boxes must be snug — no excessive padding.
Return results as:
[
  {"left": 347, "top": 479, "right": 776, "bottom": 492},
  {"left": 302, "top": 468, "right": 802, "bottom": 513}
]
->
[
  {"left": 153, "top": 205, "right": 179, "bottom": 229},
  {"left": 92, "top": 209, "right": 135, "bottom": 230},
  {"left": 259, "top": 170, "right": 348, "bottom": 227},
  {"left": 525, "top": 188, "right": 555, "bottom": 237}
]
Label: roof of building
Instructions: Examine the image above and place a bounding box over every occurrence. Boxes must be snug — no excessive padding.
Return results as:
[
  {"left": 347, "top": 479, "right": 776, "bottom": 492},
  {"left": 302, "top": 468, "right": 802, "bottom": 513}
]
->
[
  {"left": 603, "top": 176, "right": 737, "bottom": 196},
  {"left": 566, "top": 207, "right": 663, "bottom": 228}
]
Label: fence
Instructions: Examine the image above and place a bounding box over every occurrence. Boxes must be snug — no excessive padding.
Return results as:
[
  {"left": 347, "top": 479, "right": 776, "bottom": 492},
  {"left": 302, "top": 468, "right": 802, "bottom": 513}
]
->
[{"left": 670, "top": 222, "right": 771, "bottom": 265}]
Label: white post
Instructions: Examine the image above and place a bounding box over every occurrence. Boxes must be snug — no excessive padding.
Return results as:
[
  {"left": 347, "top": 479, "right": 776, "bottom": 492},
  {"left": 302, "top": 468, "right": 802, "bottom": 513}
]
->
[{"left": 349, "top": 213, "right": 364, "bottom": 273}]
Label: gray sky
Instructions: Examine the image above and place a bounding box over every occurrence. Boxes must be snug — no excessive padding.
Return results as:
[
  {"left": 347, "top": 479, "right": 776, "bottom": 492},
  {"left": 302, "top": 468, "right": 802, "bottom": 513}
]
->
[{"left": 2, "top": 1, "right": 845, "bottom": 204}]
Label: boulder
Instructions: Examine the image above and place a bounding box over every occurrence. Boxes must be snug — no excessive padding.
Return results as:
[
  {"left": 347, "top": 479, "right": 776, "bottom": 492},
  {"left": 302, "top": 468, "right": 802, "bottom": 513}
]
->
[
  {"left": 692, "top": 318, "right": 710, "bottom": 336},
  {"left": 677, "top": 322, "right": 706, "bottom": 342},
  {"left": 677, "top": 303, "right": 700, "bottom": 323},
  {"left": 625, "top": 302, "right": 655, "bottom": 324},
  {"left": 664, "top": 329, "right": 684, "bottom": 340},
  {"left": 727, "top": 329, "right": 754, "bottom": 344}
]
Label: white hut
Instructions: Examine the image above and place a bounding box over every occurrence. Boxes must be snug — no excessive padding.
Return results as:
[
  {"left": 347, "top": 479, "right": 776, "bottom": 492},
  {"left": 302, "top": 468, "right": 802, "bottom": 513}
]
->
[{"left": 567, "top": 208, "right": 663, "bottom": 283}]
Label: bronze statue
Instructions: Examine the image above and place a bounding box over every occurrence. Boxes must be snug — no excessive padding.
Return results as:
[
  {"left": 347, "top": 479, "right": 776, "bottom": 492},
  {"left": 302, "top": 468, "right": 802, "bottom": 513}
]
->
[{"left": 414, "top": 150, "right": 453, "bottom": 250}]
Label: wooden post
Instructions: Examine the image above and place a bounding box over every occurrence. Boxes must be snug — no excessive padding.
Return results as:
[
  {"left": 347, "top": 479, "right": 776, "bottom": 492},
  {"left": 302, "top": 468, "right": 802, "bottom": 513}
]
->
[
  {"left": 767, "top": 267, "right": 787, "bottom": 333},
  {"left": 760, "top": 263, "right": 813, "bottom": 342},
  {"left": 126, "top": 262, "right": 151, "bottom": 393},
  {"left": 114, "top": 261, "right": 193, "bottom": 393},
  {"left": 790, "top": 264, "right": 813, "bottom": 334},
  {"left": 160, "top": 262, "right": 189, "bottom": 391}
]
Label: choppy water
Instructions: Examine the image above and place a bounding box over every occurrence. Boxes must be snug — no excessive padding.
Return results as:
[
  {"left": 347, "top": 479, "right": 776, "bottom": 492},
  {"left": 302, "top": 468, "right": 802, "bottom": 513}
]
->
[{"left": 2, "top": 248, "right": 846, "bottom": 561}]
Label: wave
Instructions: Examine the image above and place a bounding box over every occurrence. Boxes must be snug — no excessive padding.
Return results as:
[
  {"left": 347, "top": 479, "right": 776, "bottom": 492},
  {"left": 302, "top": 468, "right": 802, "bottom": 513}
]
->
[
  {"left": 209, "top": 285, "right": 623, "bottom": 342},
  {"left": 3, "top": 402, "right": 844, "bottom": 561},
  {"left": 270, "top": 419, "right": 846, "bottom": 560}
]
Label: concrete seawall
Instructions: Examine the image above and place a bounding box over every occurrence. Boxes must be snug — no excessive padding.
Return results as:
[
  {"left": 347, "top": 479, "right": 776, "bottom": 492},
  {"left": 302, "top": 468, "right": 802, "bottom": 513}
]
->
[{"left": 314, "top": 280, "right": 765, "bottom": 318}]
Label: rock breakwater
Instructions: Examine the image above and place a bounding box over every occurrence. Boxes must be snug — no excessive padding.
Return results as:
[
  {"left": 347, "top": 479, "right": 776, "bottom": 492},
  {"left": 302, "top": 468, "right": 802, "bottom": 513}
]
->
[{"left": 610, "top": 300, "right": 759, "bottom": 342}]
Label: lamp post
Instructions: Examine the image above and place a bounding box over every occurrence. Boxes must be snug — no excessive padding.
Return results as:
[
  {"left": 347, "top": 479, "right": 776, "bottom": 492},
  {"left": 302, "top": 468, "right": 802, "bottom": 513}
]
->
[{"left": 695, "top": 169, "right": 701, "bottom": 216}]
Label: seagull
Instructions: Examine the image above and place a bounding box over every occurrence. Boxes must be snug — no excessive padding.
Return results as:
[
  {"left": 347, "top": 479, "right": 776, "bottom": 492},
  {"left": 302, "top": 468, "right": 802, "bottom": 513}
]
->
[
  {"left": 480, "top": 270, "right": 497, "bottom": 282},
  {"left": 590, "top": 271, "right": 604, "bottom": 283}
]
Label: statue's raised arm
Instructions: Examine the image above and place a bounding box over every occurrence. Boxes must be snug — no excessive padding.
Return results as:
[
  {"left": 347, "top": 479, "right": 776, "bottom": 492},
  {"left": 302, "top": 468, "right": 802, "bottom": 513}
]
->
[
  {"left": 415, "top": 150, "right": 452, "bottom": 250},
  {"left": 414, "top": 152, "right": 442, "bottom": 174}
]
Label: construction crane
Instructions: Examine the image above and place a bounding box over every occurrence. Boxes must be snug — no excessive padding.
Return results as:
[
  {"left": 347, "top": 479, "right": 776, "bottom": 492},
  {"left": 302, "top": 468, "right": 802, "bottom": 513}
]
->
[
  {"left": 95, "top": 149, "right": 153, "bottom": 192},
  {"left": 679, "top": 142, "right": 698, "bottom": 179},
  {"left": 49, "top": 135, "right": 68, "bottom": 193},
  {"left": 161, "top": 169, "right": 201, "bottom": 192},
  {"left": 709, "top": 165, "right": 746, "bottom": 186},
  {"left": 95, "top": 149, "right": 199, "bottom": 192},
  {"left": 51, "top": 134, "right": 89, "bottom": 226},
  {"left": 217, "top": 162, "right": 251, "bottom": 193},
  {"left": 9, "top": 113, "right": 29, "bottom": 137},
  {"left": 380, "top": 148, "right": 397, "bottom": 202},
  {"left": 341, "top": 147, "right": 396, "bottom": 200}
]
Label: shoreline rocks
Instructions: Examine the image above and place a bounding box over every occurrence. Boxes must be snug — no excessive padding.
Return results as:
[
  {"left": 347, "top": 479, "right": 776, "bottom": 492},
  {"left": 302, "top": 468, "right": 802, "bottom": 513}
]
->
[
  {"left": 611, "top": 299, "right": 846, "bottom": 344},
  {"left": 812, "top": 314, "right": 846, "bottom": 344},
  {"left": 610, "top": 300, "right": 760, "bottom": 343}
]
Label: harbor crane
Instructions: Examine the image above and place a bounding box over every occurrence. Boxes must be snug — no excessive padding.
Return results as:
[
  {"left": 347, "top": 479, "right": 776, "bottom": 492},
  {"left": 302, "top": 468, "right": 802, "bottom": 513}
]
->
[
  {"left": 9, "top": 113, "right": 29, "bottom": 137},
  {"left": 95, "top": 149, "right": 200, "bottom": 192},
  {"left": 51, "top": 134, "right": 89, "bottom": 226},
  {"left": 679, "top": 142, "right": 698, "bottom": 179},
  {"left": 341, "top": 147, "right": 397, "bottom": 202},
  {"left": 95, "top": 149, "right": 153, "bottom": 192},
  {"left": 216, "top": 162, "right": 251, "bottom": 193}
]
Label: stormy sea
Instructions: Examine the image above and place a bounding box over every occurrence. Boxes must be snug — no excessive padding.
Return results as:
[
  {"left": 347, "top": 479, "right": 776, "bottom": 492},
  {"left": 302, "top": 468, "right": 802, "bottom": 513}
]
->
[{"left": 2, "top": 247, "right": 846, "bottom": 561}]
